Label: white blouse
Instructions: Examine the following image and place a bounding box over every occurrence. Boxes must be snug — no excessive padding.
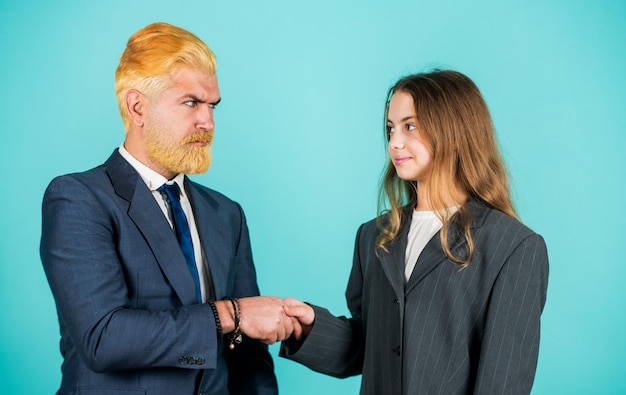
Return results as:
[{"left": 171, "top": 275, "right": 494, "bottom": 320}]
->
[{"left": 404, "top": 210, "right": 444, "bottom": 281}]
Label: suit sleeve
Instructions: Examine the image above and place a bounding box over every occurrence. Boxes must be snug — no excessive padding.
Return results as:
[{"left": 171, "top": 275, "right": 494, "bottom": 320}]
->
[
  {"left": 40, "top": 175, "right": 217, "bottom": 373},
  {"left": 474, "top": 233, "right": 549, "bottom": 394},
  {"left": 225, "top": 202, "right": 278, "bottom": 395},
  {"left": 279, "top": 224, "right": 366, "bottom": 378}
]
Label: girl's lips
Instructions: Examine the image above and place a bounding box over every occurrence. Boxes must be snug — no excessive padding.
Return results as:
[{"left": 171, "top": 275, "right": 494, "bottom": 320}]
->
[{"left": 393, "top": 156, "right": 411, "bottom": 165}]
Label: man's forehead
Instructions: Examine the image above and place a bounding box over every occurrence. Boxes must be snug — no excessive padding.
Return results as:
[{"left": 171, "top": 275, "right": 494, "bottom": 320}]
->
[
  {"left": 166, "top": 67, "right": 219, "bottom": 96},
  {"left": 169, "top": 67, "right": 217, "bottom": 83}
]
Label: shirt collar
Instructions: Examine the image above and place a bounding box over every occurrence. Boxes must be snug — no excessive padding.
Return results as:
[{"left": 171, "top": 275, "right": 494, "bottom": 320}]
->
[{"left": 118, "top": 143, "right": 186, "bottom": 195}]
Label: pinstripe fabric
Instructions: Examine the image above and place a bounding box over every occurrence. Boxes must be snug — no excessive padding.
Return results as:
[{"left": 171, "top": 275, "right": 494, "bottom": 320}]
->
[
  {"left": 281, "top": 199, "right": 549, "bottom": 395},
  {"left": 41, "top": 151, "right": 278, "bottom": 395}
]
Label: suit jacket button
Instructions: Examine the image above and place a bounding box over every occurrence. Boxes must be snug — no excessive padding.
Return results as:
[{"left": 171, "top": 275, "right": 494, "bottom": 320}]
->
[
  {"left": 179, "top": 356, "right": 189, "bottom": 364},
  {"left": 198, "top": 357, "right": 206, "bottom": 365}
]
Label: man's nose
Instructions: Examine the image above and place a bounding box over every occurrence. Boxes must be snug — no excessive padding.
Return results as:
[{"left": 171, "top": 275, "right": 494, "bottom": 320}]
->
[{"left": 197, "top": 105, "right": 215, "bottom": 131}]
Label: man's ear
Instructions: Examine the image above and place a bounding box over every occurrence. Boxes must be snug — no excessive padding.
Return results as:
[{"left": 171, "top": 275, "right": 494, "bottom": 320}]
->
[{"left": 125, "top": 89, "right": 146, "bottom": 127}]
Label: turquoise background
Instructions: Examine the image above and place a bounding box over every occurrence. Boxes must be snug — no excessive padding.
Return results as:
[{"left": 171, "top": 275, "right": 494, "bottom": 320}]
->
[{"left": 1, "top": 0, "right": 624, "bottom": 393}]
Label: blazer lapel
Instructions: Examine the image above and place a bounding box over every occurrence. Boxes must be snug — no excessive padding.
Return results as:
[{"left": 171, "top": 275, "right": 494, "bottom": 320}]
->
[
  {"left": 377, "top": 209, "right": 412, "bottom": 302},
  {"left": 405, "top": 232, "right": 448, "bottom": 294},
  {"left": 105, "top": 150, "right": 198, "bottom": 305},
  {"left": 185, "top": 178, "right": 230, "bottom": 299},
  {"left": 405, "top": 199, "right": 490, "bottom": 294}
]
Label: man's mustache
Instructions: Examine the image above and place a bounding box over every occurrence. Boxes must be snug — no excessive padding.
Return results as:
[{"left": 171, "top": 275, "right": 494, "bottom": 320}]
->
[{"left": 183, "top": 131, "right": 213, "bottom": 144}]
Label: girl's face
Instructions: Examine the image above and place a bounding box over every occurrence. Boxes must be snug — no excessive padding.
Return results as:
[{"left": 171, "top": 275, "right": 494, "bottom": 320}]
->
[{"left": 386, "top": 91, "right": 433, "bottom": 183}]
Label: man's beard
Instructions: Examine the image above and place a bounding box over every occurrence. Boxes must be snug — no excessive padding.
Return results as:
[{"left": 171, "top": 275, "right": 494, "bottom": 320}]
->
[{"left": 145, "top": 126, "right": 213, "bottom": 176}]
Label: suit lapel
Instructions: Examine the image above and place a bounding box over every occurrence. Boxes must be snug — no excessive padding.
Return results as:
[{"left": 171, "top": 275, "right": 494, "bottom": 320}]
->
[
  {"left": 105, "top": 150, "right": 198, "bottom": 305},
  {"left": 185, "top": 178, "right": 230, "bottom": 299}
]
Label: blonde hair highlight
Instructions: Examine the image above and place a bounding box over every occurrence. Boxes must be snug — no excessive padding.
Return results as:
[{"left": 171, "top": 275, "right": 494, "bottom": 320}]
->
[
  {"left": 376, "top": 70, "right": 516, "bottom": 267},
  {"left": 115, "top": 22, "right": 217, "bottom": 130}
]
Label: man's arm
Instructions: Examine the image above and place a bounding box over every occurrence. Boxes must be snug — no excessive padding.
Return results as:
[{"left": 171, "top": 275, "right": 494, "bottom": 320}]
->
[
  {"left": 41, "top": 175, "right": 218, "bottom": 372},
  {"left": 215, "top": 202, "right": 281, "bottom": 394}
]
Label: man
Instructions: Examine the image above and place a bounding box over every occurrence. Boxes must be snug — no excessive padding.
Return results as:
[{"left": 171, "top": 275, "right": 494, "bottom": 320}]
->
[{"left": 41, "top": 22, "right": 293, "bottom": 395}]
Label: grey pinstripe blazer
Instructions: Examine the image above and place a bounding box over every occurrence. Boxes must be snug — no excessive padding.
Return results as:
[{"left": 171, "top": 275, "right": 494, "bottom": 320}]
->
[{"left": 281, "top": 199, "right": 549, "bottom": 394}]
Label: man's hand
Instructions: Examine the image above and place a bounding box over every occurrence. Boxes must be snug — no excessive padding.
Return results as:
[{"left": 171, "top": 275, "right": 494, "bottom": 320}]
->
[{"left": 216, "top": 296, "right": 298, "bottom": 344}]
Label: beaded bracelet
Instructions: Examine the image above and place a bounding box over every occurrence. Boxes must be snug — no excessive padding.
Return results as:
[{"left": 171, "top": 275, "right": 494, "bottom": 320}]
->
[
  {"left": 208, "top": 300, "right": 223, "bottom": 338},
  {"left": 225, "top": 297, "right": 243, "bottom": 350}
]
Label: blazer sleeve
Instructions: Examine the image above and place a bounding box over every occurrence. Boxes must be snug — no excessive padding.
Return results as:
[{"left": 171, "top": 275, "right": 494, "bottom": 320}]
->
[
  {"left": 474, "top": 233, "right": 549, "bottom": 394},
  {"left": 279, "top": 224, "right": 366, "bottom": 378},
  {"left": 40, "top": 175, "right": 217, "bottom": 373}
]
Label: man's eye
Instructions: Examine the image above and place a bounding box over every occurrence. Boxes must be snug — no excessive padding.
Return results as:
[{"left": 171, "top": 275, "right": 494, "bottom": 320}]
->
[{"left": 184, "top": 100, "right": 197, "bottom": 107}]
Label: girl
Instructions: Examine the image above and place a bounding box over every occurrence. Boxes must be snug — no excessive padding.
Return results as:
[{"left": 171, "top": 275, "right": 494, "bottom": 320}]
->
[{"left": 281, "top": 70, "right": 549, "bottom": 395}]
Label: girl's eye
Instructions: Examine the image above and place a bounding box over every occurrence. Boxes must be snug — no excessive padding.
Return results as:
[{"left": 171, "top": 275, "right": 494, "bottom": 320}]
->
[{"left": 406, "top": 124, "right": 416, "bottom": 132}]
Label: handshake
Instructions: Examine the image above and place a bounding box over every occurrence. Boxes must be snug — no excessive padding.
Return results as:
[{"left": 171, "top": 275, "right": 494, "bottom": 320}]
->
[{"left": 214, "top": 296, "right": 315, "bottom": 345}]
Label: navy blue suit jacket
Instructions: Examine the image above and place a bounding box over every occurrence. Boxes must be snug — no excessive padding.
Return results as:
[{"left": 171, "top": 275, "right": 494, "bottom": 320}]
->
[{"left": 41, "top": 150, "right": 277, "bottom": 395}]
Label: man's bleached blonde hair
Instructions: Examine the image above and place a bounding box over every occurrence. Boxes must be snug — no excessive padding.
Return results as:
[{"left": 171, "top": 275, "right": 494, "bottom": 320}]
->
[{"left": 115, "top": 22, "right": 217, "bottom": 130}]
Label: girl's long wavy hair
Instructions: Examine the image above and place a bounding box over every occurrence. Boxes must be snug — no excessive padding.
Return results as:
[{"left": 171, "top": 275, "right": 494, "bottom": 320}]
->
[{"left": 376, "top": 70, "right": 517, "bottom": 267}]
